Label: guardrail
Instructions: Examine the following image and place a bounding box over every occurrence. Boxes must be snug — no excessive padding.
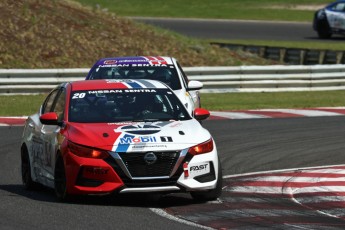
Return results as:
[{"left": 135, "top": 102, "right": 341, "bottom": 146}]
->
[
  {"left": 212, "top": 42, "right": 345, "bottom": 65},
  {"left": 2, "top": 65, "right": 345, "bottom": 94}
]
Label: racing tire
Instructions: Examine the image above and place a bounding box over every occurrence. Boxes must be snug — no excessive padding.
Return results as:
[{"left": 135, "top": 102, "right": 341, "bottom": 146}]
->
[
  {"left": 21, "top": 146, "right": 38, "bottom": 190},
  {"left": 316, "top": 18, "right": 332, "bottom": 39},
  {"left": 54, "top": 155, "right": 70, "bottom": 202},
  {"left": 317, "top": 29, "right": 332, "bottom": 39},
  {"left": 190, "top": 161, "right": 223, "bottom": 202}
]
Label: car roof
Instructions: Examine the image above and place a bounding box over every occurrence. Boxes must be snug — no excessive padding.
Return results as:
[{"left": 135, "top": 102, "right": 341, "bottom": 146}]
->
[
  {"left": 93, "top": 56, "right": 175, "bottom": 66},
  {"left": 327, "top": 0, "right": 345, "bottom": 7},
  {"left": 70, "top": 79, "right": 169, "bottom": 91}
]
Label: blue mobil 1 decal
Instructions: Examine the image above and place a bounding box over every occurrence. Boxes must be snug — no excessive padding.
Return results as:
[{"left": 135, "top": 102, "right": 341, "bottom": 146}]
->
[
  {"left": 116, "top": 134, "right": 157, "bottom": 152},
  {"left": 120, "top": 136, "right": 157, "bottom": 144}
]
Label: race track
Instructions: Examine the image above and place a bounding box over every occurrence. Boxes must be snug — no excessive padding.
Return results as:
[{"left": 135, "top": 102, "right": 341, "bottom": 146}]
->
[
  {"left": 133, "top": 17, "right": 345, "bottom": 42},
  {"left": 2, "top": 117, "right": 345, "bottom": 229}
]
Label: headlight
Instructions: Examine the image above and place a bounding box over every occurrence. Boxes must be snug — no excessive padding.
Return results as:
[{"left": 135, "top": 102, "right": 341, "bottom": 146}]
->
[
  {"left": 68, "top": 141, "right": 109, "bottom": 159},
  {"left": 188, "top": 138, "right": 214, "bottom": 155},
  {"left": 317, "top": 10, "right": 326, "bottom": 20}
]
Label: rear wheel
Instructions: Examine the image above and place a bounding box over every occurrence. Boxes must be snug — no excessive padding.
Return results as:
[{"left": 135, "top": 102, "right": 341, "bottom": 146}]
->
[
  {"left": 190, "top": 162, "right": 223, "bottom": 202},
  {"left": 21, "top": 146, "right": 38, "bottom": 190},
  {"left": 54, "top": 155, "right": 70, "bottom": 201}
]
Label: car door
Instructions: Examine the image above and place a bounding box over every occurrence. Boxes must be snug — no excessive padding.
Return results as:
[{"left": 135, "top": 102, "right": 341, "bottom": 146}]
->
[
  {"left": 38, "top": 88, "right": 66, "bottom": 186},
  {"left": 326, "top": 2, "right": 345, "bottom": 30}
]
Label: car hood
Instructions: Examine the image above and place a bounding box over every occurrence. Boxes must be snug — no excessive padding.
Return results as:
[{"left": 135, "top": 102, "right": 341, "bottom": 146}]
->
[{"left": 66, "top": 119, "right": 211, "bottom": 152}]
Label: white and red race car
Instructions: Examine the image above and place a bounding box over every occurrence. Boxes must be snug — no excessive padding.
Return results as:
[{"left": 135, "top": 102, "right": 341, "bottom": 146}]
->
[
  {"left": 21, "top": 79, "right": 222, "bottom": 201},
  {"left": 85, "top": 56, "right": 203, "bottom": 115}
]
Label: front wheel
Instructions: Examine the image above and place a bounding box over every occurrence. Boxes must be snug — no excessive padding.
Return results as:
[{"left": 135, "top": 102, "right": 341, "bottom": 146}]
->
[
  {"left": 54, "top": 155, "right": 70, "bottom": 202},
  {"left": 190, "top": 162, "right": 223, "bottom": 202},
  {"left": 317, "top": 29, "right": 332, "bottom": 39},
  {"left": 316, "top": 18, "right": 332, "bottom": 39},
  {"left": 21, "top": 146, "right": 38, "bottom": 190}
]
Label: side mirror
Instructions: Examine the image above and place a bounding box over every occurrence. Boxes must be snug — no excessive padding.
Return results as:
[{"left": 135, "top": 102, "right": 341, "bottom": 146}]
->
[
  {"left": 188, "top": 80, "right": 203, "bottom": 91},
  {"left": 40, "top": 112, "right": 59, "bottom": 125},
  {"left": 194, "top": 108, "right": 210, "bottom": 121}
]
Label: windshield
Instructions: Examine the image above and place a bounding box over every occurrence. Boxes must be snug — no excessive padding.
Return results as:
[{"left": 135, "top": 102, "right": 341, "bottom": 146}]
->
[
  {"left": 68, "top": 88, "right": 191, "bottom": 123},
  {"left": 88, "top": 65, "right": 182, "bottom": 90}
]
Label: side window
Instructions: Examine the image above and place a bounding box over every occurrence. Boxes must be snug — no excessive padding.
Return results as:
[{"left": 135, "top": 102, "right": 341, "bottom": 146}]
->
[
  {"left": 53, "top": 89, "right": 66, "bottom": 122},
  {"left": 41, "top": 90, "right": 59, "bottom": 114},
  {"left": 333, "top": 3, "right": 345, "bottom": 11}
]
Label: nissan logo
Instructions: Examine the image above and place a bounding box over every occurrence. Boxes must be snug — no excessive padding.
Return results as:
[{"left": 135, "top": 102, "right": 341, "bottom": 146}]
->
[{"left": 144, "top": 152, "right": 157, "bottom": 165}]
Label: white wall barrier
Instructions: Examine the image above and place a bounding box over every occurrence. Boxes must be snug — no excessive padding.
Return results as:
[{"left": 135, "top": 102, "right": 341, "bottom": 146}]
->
[{"left": 1, "top": 65, "right": 345, "bottom": 94}]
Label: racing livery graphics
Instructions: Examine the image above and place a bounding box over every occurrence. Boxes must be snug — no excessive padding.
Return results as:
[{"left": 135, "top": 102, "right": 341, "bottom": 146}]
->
[
  {"left": 313, "top": 1, "right": 345, "bottom": 38},
  {"left": 21, "top": 79, "right": 222, "bottom": 202},
  {"left": 85, "top": 56, "right": 203, "bottom": 115}
]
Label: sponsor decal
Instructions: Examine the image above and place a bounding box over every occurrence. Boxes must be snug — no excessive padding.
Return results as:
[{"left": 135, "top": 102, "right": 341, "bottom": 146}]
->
[
  {"left": 132, "top": 144, "right": 167, "bottom": 149},
  {"left": 125, "top": 89, "right": 156, "bottom": 93},
  {"left": 106, "top": 79, "right": 131, "bottom": 83},
  {"left": 160, "top": 136, "right": 173, "bottom": 142},
  {"left": 144, "top": 56, "right": 168, "bottom": 65},
  {"left": 104, "top": 60, "right": 117, "bottom": 65},
  {"left": 190, "top": 164, "right": 208, "bottom": 171},
  {"left": 108, "top": 122, "right": 134, "bottom": 125},
  {"left": 119, "top": 136, "right": 157, "bottom": 144},
  {"left": 87, "top": 90, "right": 123, "bottom": 94},
  {"left": 115, "top": 131, "right": 172, "bottom": 152},
  {"left": 86, "top": 89, "right": 156, "bottom": 94},
  {"left": 188, "top": 162, "right": 211, "bottom": 177},
  {"left": 117, "top": 59, "right": 148, "bottom": 63},
  {"left": 99, "top": 64, "right": 168, "bottom": 67}
]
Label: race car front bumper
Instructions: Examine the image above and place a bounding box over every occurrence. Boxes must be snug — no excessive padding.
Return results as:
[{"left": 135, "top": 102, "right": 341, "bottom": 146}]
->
[{"left": 64, "top": 146, "right": 219, "bottom": 195}]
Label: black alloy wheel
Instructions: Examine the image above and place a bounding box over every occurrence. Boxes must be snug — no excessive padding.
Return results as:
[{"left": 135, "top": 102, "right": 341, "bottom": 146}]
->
[
  {"left": 54, "top": 155, "right": 69, "bottom": 201},
  {"left": 21, "top": 146, "right": 37, "bottom": 190}
]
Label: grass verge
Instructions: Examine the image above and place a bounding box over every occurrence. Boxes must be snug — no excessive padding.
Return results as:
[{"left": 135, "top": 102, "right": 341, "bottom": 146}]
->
[
  {"left": 0, "top": 95, "right": 46, "bottom": 116},
  {"left": 1, "top": 91, "right": 345, "bottom": 116},
  {"left": 201, "top": 91, "right": 345, "bottom": 111},
  {"left": 75, "top": 0, "right": 330, "bottom": 22}
]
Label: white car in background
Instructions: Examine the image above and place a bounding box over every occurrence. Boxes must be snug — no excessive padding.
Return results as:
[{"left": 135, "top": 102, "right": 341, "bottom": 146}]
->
[
  {"left": 313, "top": 0, "right": 345, "bottom": 38},
  {"left": 85, "top": 56, "right": 203, "bottom": 115}
]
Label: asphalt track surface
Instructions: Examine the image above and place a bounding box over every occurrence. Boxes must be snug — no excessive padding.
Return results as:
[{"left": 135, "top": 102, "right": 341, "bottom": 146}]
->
[
  {"left": 2, "top": 117, "right": 345, "bottom": 229},
  {"left": 133, "top": 17, "right": 345, "bottom": 42}
]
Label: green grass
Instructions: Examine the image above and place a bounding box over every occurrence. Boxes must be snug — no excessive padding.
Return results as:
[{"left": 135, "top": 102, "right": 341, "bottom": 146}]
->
[
  {"left": 74, "top": 0, "right": 345, "bottom": 52},
  {"left": 2, "top": 91, "right": 345, "bottom": 116},
  {"left": 0, "top": 95, "right": 46, "bottom": 116},
  {"left": 201, "top": 91, "right": 345, "bottom": 111},
  {"left": 75, "top": 0, "right": 331, "bottom": 22}
]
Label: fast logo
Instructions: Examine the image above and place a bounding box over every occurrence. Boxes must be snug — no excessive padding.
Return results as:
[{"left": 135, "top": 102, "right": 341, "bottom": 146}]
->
[
  {"left": 190, "top": 164, "right": 208, "bottom": 171},
  {"left": 188, "top": 162, "right": 211, "bottom": 177}
]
